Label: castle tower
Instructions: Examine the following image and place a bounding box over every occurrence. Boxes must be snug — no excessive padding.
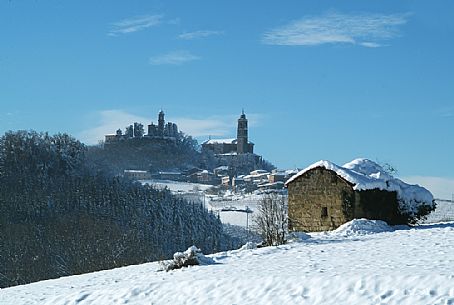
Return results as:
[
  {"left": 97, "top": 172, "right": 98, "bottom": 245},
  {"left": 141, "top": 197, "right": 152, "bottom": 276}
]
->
[
  {"left": 158, "top": 110, "right": 165, "bottom": 137},
  {"left": 237, "top": 110, "right": 248, "bottom": 154}
]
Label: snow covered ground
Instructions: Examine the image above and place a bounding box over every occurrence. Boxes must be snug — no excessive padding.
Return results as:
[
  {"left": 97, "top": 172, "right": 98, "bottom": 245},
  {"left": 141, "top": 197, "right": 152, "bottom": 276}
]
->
[
  {"left": 207, "top": 193, "right": 262, "bottom": 227},
  {"left": 141, "top": 179, "right": 265, "bottom": 227},
  {"left": 141, "top": 179, "right": 454, "bottom": 227},
  {"left": 141, "top": 180, "right": 213, "bottom": 193},
  {"left": 424, "top": 200, "right": 454, "bottom": 224},
  {"left": 2, "top": 220, "right": 454, "bottom": 305}
]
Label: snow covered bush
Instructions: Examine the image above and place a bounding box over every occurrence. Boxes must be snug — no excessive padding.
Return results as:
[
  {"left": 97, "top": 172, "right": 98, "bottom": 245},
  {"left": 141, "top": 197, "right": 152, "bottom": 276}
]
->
[{"left": 159, "top": 246, "right": 214, "bottom": 271}]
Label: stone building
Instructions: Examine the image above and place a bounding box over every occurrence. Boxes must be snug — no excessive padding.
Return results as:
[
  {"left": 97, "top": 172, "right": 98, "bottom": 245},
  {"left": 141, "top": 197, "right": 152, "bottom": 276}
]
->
[
  {"left": 202, "top": 111, "right": 254, "bottom": 155},
  {"left": 123, "top": 170, "right": 151, "bottom": 180},
  {"left": 147, "top": 110, "right": 179, "bottom": 138},
  {"left": 202, "top": 138, "right": 238, "bottom": 154},
  {"left": 105, "top": 110, "right": 179, "bottom": 143},
  {"left": 285, "top": 159, "right": 434, "bottom": 232}
]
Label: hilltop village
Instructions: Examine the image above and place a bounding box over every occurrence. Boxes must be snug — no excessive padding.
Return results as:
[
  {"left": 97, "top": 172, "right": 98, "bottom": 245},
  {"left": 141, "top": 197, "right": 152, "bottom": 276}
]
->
[
  {"left": 101, "top": 109, "right": 436, "bottom": 230},
  {"left": 103, "top": 110, "right": 290, "bottom": 192}
]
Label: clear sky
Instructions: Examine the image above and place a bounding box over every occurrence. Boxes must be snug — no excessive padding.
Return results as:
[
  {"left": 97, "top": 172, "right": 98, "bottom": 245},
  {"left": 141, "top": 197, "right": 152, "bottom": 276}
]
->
[{"left": 1, "top": 1, "right": 453, "bottom": 198}]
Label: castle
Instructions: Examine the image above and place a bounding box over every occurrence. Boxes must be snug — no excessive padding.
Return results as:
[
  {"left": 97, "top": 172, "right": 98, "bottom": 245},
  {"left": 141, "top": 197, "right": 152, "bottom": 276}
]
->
[
  {"left": 147, "top": 110, "right": 179, "bottom": 138},
  {"left": 105, "top": 110, "right": 255, "bottom": 156},
  {"left": 201, "top": 111, "right": 254, "bottom": 155},
  {"left": 105, "top": 110, "right": 180, "bottom": 143}
]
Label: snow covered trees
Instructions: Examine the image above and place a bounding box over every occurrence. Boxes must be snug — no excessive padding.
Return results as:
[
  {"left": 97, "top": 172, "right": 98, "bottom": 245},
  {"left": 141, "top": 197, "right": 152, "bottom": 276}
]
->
[
  {"left": 254, "top": 193, "right": 288, "bottom": 246},
  {"left": 0, "top": 130, "right": 239, "bottom": 288}
]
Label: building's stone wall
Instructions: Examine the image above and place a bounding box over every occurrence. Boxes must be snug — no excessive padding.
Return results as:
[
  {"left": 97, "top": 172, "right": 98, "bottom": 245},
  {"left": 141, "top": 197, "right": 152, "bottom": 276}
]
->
[
  {"left": 202, "top": 143, "right": 238, "bottom": 154},
  {"left": 288, "top": 167, "right": 354, "bottom": 232}
]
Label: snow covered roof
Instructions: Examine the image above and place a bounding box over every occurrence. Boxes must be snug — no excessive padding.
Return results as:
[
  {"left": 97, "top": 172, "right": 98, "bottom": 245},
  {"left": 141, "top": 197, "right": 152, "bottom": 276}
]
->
[
  {"left": 250, "top": 169, "right": 268, "bottom": 175},
  {"left": 285, "top": 158, "right": 434, "bottom": 216},
  {"left": 219, "top": 152, "right": 238, "bottom": 156},
  {"left": 159, "top": 171, "right": 182, "bottom": 175},
  {"left": 284, "top": 170, "right": 299, "bottom": 178},
  {"left": 270, "top": 172, "right": 286, "bottom": 176},
  {"left": 203, "top": 138, "right": 237, "bottom": 145},
  {"left": 215, "top": 166, "right": 229, "bottom": 171},
  {"left": 257, "top": 181, "right": 285, "bottom": 188},
  {"left": 243, "top": 173, "right": 269, "bottom": 180}
]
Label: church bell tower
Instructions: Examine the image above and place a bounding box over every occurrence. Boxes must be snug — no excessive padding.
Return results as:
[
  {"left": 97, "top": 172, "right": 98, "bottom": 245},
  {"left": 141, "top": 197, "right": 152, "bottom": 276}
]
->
[
  {"left": 158, "top": 110, "right": 165, "bottom": 137},
  {"left": 237, "top": 110, "right": 248, "bottom": 154}
]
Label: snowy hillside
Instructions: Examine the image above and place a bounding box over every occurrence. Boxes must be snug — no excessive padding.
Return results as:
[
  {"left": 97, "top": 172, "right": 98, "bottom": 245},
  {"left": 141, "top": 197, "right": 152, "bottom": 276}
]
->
[
  {"left": 2, "top": 220, "right": 454, "bottom": 305},
  {"left": 141, "top": 179, "right": 266, "bottom": 228}
]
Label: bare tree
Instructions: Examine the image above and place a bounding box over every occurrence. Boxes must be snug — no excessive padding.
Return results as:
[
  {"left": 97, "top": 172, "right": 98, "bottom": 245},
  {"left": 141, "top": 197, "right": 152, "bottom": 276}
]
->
[{"left": 254, "top": 193, "right": 287, "bottom": 246}]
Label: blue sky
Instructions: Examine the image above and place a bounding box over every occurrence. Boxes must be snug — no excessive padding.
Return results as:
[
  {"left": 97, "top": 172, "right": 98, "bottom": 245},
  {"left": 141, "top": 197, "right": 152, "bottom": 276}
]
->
[{"left": 1, "top": 1, "right": 453, "bottom": 197}]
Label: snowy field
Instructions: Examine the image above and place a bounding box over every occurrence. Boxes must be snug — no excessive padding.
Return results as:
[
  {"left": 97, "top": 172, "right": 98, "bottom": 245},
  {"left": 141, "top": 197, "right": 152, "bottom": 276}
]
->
[
  {"left": 140, "top": 179, "right": 265, "bottom": 227},
  {"left": 424, "top": 200, "right": 454, "bottom": 224},
  {"left": 207, "top": 194, "right": 262, "bottom": 227},
  {"left": 2, "top": 219, "right": 454, "bottom": 305},
  {"left": 217, "top": 210, "right": 254, "bottom": 228}
]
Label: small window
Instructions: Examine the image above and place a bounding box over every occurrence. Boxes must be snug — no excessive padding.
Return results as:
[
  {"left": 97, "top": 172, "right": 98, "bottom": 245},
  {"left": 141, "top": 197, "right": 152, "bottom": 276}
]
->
[{"left": 321, "top": 207, "right": 328, "bottom": 217}]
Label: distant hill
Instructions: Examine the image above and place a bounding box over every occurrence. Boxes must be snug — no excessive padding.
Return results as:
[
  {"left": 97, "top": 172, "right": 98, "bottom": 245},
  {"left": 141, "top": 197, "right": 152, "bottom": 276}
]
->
[{"left": 87, "top": 135, "right": 275, "bottom": 177}]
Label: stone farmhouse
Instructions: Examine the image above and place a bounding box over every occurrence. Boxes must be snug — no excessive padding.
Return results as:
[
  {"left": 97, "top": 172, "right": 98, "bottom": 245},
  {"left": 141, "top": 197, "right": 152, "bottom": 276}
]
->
[{"left": 285, "top": 159, "right": 434, "bottom": 232}]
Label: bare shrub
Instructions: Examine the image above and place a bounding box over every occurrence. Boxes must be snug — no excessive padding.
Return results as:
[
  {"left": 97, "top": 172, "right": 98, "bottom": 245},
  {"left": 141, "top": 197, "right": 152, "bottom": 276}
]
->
[{"left": 254, "top": 193, "right": 287, "bottom": 246}]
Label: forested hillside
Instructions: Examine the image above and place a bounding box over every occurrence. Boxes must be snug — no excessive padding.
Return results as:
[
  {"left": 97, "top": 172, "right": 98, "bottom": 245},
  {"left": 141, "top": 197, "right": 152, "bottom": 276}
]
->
[{"left": 0, "top": 131, "right": 240, "bottom": 288}]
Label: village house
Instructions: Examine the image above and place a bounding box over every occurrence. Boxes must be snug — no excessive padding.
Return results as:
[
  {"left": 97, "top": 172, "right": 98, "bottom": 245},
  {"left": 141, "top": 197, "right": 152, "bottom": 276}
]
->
[
  {"left": 268, "top": 170, "right": 287, "bottom": 183},
  {"left": 214, "top": 166, "right": 230, "bottom": 177},
  {"left": 258, "top": 181, "right": 285, "bottom": 190},
  {"left": 123, "top": 170, "right": 151, "bottom": 180},
  {"left": 243, "top": 170, "right": 269, "bottom": 184},
  {"left": 221, "top": 176, "right": 231, "bottom": 187},
  {"left": 232, "top": 176, "right": 245, "bottom": 191},
  {"left": 151, "top": 171, "right": 183, "bottom": 181},
  {"left": 285, "top": 158, "right": 435, "bottom": 232},
  {"left": 189, "top": 170, "right": 220, "bottom": 185}
]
